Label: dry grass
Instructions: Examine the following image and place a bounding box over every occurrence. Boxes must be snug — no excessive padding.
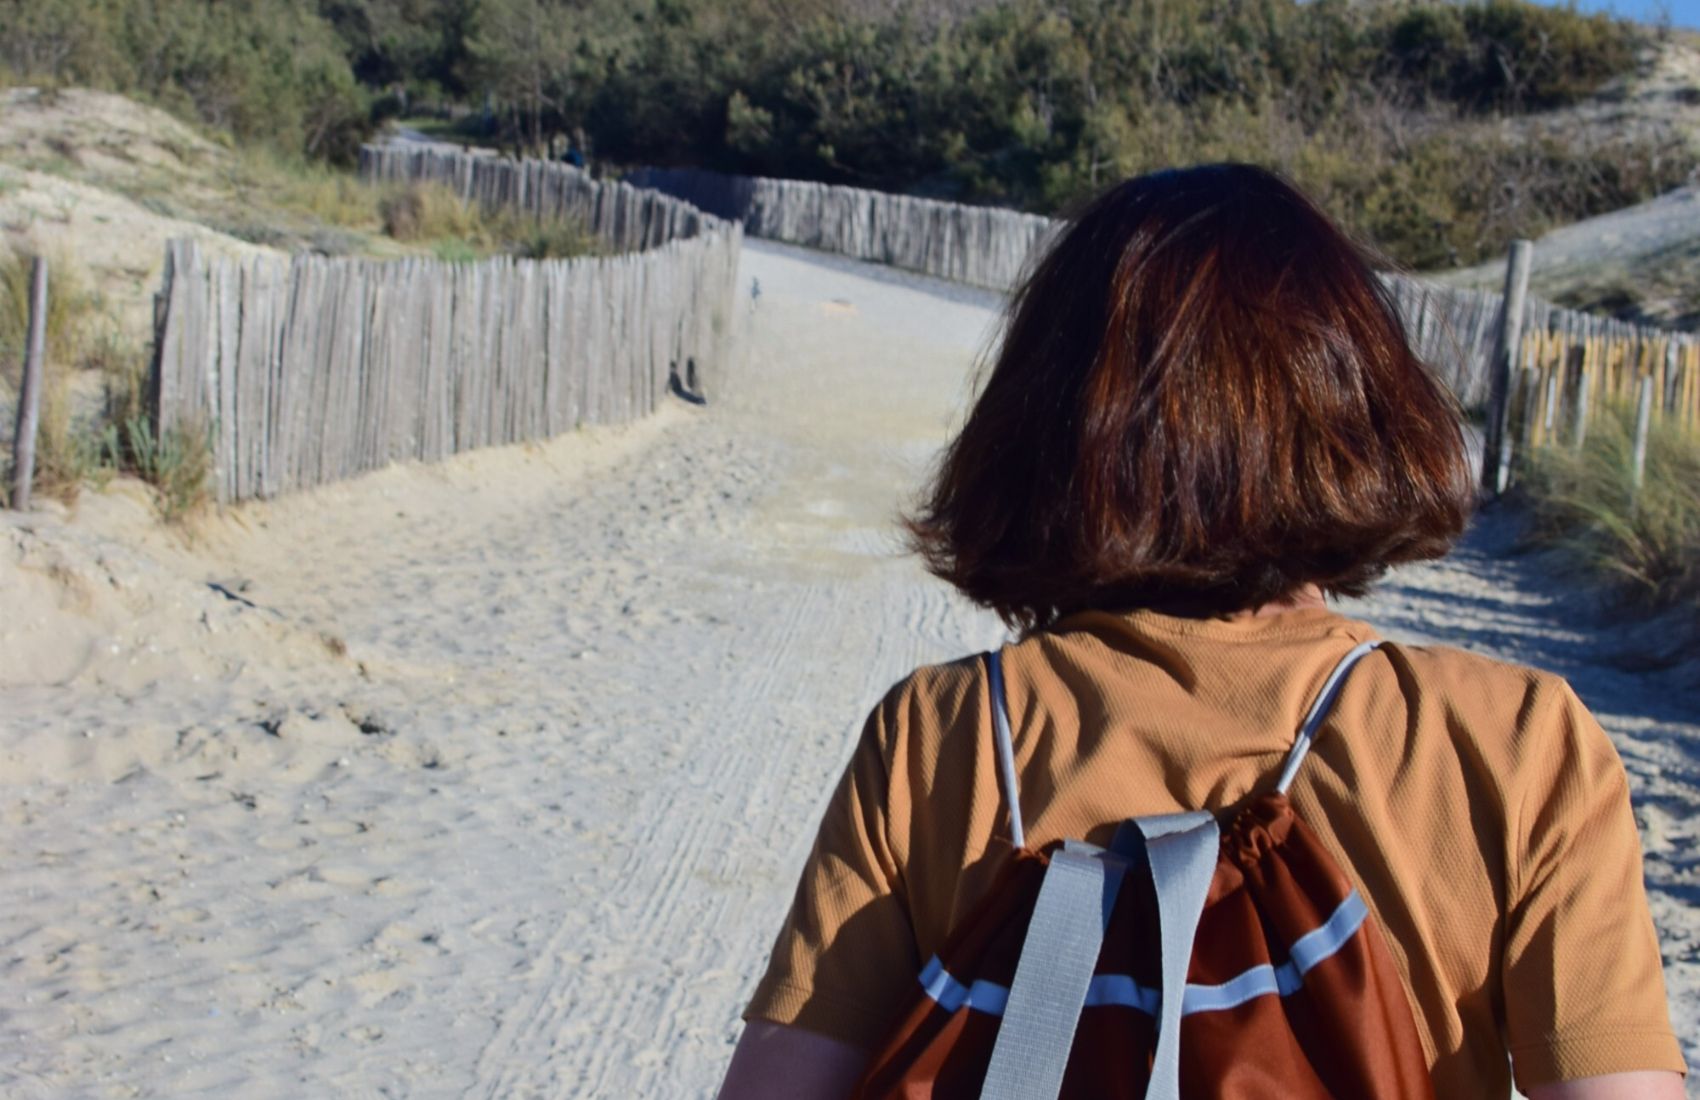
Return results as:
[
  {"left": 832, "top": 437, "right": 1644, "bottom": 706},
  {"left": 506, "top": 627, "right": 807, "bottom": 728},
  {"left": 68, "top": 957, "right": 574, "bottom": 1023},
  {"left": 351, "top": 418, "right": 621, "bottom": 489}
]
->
[
  {"left": 379, "top": 180, "right": 480, "bottom": 242},
  {"left": 378, "top": 180, "right": 603, "bottom": 261},
  {"left": 0, "top": 249, "right": 106, "bottom": 504},
  {"left": 0, "top": 248, "right": 212, "bottom": 520},
  {"left": 1521, "top": 406, "right": 1700, "bottom": 612}
]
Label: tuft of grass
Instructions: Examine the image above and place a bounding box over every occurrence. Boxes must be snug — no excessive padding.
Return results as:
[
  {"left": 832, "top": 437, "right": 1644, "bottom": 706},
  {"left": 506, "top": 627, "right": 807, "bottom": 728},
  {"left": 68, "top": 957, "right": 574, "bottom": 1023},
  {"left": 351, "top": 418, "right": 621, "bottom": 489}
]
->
[
  {"left": 498, "top": 211, "right": 605, "bottom": 261},
  {"left": 117, "top": 413, "right": 214, "bottom": 524},
  {"left": 93, "top": 338, "right": 213, "bottom": 522},
  {"left": 1521, "top": 406, "right": 1700, "bottom": 612},
  {"left": 0, "top": 250, "right": 99, "bottom": 379},
  {"left": 380, "top": 180, "right": 603, "bottom": 261},
  {"left": 431, "top": 239, "right": 480, "bottom": 264},
  {"left": 379, "top": 181, "right": 480, "bottom": 243}
]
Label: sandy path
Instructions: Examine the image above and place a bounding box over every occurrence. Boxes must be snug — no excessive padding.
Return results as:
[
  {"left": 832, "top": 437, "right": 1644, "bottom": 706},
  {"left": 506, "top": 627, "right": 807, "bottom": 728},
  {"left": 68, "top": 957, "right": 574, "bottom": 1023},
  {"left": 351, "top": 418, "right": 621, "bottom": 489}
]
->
[{"left": 3, "top": 241, "right": 1695, "bottom": 1097}]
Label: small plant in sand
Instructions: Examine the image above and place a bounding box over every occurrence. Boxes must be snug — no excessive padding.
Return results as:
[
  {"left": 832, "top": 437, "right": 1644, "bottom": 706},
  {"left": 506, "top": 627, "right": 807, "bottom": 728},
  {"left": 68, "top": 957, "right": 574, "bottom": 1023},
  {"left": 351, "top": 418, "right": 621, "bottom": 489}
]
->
[
  {"left": 1521, "top": 407, "right": 1700, "bottom": 612},
  {"left": 116, "top": 413, "right": 214, "bottom": 524}
]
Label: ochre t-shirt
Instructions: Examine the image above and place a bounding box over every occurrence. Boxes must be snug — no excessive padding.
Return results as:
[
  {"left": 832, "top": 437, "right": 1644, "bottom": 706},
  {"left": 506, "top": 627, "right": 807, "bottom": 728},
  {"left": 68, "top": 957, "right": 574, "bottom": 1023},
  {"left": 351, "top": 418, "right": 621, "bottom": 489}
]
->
[{"left": 745, "top": 607, "right": 1685, "bottom": 1095}]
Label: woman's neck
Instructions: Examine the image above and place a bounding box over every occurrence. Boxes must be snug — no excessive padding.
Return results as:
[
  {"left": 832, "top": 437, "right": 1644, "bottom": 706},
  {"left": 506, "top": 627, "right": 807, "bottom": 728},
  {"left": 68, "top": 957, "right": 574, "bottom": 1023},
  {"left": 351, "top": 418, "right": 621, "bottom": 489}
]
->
[{"left": 1223, "top": 584, "right": 1327, "bottom": 621}]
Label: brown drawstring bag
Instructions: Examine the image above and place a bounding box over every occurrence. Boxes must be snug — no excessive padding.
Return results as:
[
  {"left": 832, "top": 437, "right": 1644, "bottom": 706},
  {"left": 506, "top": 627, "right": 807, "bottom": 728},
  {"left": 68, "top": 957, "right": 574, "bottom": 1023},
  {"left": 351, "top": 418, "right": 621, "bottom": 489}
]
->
[{"left": 851, "top": 641, "right": 1436, "bottom": 1100}]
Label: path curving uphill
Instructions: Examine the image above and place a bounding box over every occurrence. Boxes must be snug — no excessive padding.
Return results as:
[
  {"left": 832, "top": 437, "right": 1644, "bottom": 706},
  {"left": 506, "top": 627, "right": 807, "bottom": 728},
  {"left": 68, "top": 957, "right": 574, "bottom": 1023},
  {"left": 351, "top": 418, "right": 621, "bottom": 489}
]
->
[{"left": 1, "top": 241, "right": 1694, "bottom": 1097}]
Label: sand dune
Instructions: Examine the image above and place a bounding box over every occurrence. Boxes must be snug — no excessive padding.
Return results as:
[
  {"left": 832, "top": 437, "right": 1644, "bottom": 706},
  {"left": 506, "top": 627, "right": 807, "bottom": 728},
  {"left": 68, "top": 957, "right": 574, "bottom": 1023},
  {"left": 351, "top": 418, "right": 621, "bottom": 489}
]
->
[{"left": 2, "top": 241, "right": 1695, "bottom": 1097}]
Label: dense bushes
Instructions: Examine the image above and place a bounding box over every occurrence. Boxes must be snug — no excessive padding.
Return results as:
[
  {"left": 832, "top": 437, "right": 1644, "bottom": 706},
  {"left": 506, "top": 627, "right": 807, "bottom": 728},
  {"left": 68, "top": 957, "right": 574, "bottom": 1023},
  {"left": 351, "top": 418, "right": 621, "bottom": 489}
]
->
[
  {"left": 0, "top": 0, "right": 370, "bottom": 161},
  {"left": 1381, "top": 0, "right": 1640, "bottom": 111},
  {"left": 0, "top": 0, "right": 1677, "bottom": 267},
  {"left": 455, "top": 0, "right": 1666, "bottom": 268}
]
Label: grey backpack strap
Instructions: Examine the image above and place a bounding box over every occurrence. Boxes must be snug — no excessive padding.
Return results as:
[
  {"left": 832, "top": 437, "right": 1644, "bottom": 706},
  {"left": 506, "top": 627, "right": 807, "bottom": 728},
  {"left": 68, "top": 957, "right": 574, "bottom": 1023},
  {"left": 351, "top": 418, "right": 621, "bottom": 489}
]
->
[
  {"left": 979, "top": 848, "right": 1114, "bottom": 1100},
  {"left": 985, "top": 650, "right": 1026, "bottom": 849},
  {"left": 1134, "top": 811, "right": 1220, "bottom": 1100},
  {"left": 1274, "top": 640, "right": 1383, "bottom": 795}
]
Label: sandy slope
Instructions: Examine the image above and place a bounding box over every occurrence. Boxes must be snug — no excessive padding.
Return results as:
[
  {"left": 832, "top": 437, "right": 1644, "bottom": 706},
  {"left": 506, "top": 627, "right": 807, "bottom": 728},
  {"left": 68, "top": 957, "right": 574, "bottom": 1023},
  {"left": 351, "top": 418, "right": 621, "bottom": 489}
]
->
[
  {"left": 1435, "top": 184, "right": 1700, "bottom": 328},
  {"left": 2, "top": 241, "right": 1696, "bottom": 1098}
]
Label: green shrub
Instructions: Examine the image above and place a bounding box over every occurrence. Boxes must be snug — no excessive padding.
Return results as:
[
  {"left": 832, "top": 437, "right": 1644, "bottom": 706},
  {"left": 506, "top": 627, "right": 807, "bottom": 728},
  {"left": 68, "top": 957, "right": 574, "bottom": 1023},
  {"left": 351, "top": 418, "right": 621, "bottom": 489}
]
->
[
  {"left": 431, "top": 238, "right": 480, "bottom": 263},
  {"left": 1521, "top": 407, "right": 1700, "bottom": 611},
  {"left": 380, "top": 180, "right": 479, "bottom": 242},
  {"left": 1379, "top": 0, "right": 1639, "bottom": 111},
  {"left": 488, "top": 209, "right": 605, "bottom": 260},
  {"left": 380, "top": 181, "right": 602, "bottom": 260},
  {"left": 0, "top": 0, "right": 372, "bottom": 162},
  {"left": 119, "top": 413, "right": 214, "bottom": 523}
]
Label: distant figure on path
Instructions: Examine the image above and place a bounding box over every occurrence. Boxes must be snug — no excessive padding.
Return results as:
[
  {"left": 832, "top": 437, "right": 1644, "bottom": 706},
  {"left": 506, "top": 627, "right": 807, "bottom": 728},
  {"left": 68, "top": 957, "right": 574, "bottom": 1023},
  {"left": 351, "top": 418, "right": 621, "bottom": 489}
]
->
[
  {"left": 717, "top": 165, "right": 1686, "bottom": 1099},
  {"left": 750, "top": 277, "right": 761, "bottom": 310}
]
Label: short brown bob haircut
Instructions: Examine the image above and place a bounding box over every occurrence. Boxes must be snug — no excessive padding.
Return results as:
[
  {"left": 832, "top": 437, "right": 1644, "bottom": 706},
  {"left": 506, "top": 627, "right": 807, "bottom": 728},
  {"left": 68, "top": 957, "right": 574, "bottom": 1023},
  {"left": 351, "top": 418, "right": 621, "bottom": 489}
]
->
[{"left": 908, "top": 163, "right": 1474, "bottom": 631}]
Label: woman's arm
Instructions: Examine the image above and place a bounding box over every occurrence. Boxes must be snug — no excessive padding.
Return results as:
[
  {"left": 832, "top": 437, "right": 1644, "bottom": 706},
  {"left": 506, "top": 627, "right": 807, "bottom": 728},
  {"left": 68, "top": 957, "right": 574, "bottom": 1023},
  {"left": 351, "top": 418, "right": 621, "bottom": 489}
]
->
[
  {"left": 1526, "top": 1071, "right": 1685, "bottom": 1099},
  {"left": 716, "top": 1020, "right": 869, "bottom": 1100}
]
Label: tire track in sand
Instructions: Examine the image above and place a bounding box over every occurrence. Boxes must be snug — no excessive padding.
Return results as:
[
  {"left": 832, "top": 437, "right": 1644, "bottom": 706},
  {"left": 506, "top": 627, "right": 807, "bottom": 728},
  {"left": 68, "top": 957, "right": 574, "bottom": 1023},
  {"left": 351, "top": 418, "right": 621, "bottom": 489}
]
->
[{"left": 464, "top": 243, "right": 1008, "bottom": 1097}]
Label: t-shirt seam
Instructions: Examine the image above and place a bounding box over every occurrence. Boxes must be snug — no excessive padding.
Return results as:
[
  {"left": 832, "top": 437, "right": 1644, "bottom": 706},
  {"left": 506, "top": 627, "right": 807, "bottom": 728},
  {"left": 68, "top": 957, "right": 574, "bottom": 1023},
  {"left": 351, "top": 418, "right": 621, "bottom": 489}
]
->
[
  {"left": 751, "top": 978, "right": 891, "bottom": 1030},
  {"left": 1508, "top": 1025, "right": 1681, "bottom": 1053},
  {"left": 1057, "top": 609, "right": 1376, "bottom": 644},
  {"left": 1504, "top": 677, "right": 1561, "bottom": 912}
]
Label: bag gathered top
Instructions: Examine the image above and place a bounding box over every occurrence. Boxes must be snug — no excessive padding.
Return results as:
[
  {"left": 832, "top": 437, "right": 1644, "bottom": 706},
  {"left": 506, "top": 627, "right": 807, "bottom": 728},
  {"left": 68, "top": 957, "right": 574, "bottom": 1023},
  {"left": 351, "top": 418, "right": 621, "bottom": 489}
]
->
[{"left": 850, "top": 640, "right": 1437, "bottom": 1100}]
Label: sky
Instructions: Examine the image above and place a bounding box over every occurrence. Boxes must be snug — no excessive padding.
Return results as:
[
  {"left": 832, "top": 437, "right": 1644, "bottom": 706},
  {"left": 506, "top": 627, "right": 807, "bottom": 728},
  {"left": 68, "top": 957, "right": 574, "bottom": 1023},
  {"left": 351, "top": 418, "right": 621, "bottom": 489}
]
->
[{"left": 1550, "top": 0, "right": 1700, "bottom": 29}]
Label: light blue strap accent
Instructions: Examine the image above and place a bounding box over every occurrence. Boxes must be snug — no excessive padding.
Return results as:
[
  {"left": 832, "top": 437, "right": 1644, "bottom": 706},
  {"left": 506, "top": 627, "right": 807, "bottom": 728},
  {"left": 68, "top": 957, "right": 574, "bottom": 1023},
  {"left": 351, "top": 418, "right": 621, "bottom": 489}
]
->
[
  {"left": 985, "top": 650, "right": 1026, "bottom": 849},
  {"left": 1274, "top": 640, "right": 1383, "bottom": 794},
  {"left": 1136, "top": 810, "right": 1219, "bottom": 1100},
  {"left": 915, "top": 889, "right": 1371, "bottom": 1019},
  {"left": 1287, "top": 890, "right": 1370, "bottom": 974},
  {"left": 918, "top": 956, "right": 1011, "bottom": 1015},
  {"left": 980, "top": 849, "right": 1108, "bottom": 1100}
]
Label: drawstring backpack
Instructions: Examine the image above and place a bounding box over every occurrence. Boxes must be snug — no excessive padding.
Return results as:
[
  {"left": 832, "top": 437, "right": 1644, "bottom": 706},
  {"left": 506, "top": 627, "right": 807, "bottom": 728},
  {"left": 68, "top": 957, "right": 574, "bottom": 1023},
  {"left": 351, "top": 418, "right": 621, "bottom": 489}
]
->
[{"left": 850, "top": 640, "right": 1436, "bottom": 1100}]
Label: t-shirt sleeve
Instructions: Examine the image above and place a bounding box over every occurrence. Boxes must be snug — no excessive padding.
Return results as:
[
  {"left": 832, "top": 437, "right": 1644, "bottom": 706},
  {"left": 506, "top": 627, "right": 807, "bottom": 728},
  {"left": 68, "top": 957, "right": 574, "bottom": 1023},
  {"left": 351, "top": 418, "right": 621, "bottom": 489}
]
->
[
  {"left": 743, "top": 684, "right": 921, "bottom": 1049},
  {"left": 1501, "top": 678, "right": 1687, "bottom": 1089}
]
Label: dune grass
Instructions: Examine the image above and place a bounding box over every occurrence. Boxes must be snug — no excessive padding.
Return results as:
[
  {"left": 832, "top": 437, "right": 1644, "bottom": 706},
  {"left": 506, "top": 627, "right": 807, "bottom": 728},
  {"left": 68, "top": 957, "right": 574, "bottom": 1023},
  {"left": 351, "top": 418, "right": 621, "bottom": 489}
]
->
[
  {"left": 379, "top": 180, "right": 604, "bottom": 261},
  {"left": 1, "top": 249, "right": 213, "bottom": 520},
  {"left": 1520, "top": 406, "right": 1700, "bottom": 613},
  {"left": 0, "top": 251, "right": 105, "bottom": 504}
]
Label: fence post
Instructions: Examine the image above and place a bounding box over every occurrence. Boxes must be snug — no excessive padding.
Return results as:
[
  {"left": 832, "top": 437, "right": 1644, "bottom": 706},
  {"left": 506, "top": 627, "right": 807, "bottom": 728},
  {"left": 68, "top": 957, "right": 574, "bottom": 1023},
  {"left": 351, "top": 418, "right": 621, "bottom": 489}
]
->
[
  {"left": 9, "top": 256, "right": 47, "bottom": 511},
  {"left": 1568, "top": 344, "right": 1590, "bottom": 450},
  {"left": 1631, "top": 371, "right": 1655, "bottom": 494},
  {"left": 1483, "top": 239, "right": 1532, "bottom": 495}
]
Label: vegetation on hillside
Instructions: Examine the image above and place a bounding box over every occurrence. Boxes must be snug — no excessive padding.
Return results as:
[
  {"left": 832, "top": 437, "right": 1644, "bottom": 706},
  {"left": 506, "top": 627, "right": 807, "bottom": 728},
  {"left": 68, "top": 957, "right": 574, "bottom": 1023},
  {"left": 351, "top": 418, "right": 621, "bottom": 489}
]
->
[
  {"left": 2, "top": 0, "right": 1690, "bottom": 271},
  {"left": 0, "top": 0, "right": 370, "bottom": 161}
]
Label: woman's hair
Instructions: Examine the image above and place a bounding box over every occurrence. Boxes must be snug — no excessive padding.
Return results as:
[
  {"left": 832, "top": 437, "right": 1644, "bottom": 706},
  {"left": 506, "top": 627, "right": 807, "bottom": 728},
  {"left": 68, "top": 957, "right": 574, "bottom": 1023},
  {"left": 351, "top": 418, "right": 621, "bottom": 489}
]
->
[{"left": 907, "top": 163, "right": 1474, "bottom": 631}]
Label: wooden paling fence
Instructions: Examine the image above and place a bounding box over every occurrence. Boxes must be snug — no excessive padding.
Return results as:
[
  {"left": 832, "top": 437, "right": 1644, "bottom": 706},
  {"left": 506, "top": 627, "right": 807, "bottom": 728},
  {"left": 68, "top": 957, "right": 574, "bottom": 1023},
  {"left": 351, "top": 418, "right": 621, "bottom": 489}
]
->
[
  {"left": 1381, "top": 274, "right": 1700, "bottom": 444},
  {"left": 630, "top": 167, "right": 1507, "bottom": 402},
  {"left": 153, "top": 225, "right": 740, "bottom": 503},
  {"left": 627, "top": 167, "right": 1057, "bottom": 294},
  {"left": 633, "top": 166, "right": 1700, "bottom": 475},
  {"left": 1511, "top": 303, "right": 1699, "bottom": 448},
  {"left": 361, "top": 146, "right": 707, "bottom": 253}
]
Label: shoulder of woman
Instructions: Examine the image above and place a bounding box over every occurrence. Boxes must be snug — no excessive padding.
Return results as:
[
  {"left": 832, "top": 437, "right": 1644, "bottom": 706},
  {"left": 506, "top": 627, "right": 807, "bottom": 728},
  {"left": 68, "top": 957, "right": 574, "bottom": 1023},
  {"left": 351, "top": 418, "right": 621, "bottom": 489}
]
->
[
  {"left": 861, "top": 652, "right": 997, "bottom": 782},
  {"left": 1374, "top": 641, "right": 1617, "bottom": 774}
]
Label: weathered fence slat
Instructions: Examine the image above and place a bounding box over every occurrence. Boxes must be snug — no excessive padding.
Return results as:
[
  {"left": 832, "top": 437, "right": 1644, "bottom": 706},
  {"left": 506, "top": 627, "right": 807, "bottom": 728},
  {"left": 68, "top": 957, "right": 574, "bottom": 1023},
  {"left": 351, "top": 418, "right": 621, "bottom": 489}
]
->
[
  {"left": 9, "top": 256, "right": 48, "bottom": 510},
  {"left": 152, "top": 149, "right": 742, "bottom": 503}
]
